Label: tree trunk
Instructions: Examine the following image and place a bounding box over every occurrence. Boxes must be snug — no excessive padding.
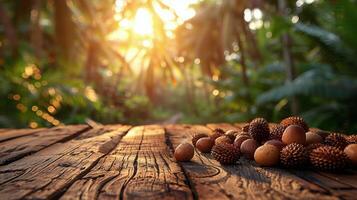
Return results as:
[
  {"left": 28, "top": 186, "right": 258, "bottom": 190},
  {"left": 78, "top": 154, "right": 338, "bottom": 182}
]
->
[
  {"left": 278, "top": 0, "right": 299, "bottom": 115},
  {"left": 0, "top": 3, "right": 18, "bottom": 56},
  {"left": 54, "top": 0, "right": 75, "bottom": 61},
  {"left": 30, "top": 0, "right": 43, "bottom": 59}
]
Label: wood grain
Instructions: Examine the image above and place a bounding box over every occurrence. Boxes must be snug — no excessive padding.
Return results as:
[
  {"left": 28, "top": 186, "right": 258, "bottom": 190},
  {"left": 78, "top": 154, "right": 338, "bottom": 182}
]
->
[
  {"left": 0, "top": 124, "right": 356, "bottom": 200},
  {"left": 0, "top": 125, "right": 130, "bottom": 200},
  {"left": 0, "top": 128, "right": 44, "bottom": 142},
  {"left": 61, "top": 125, "right": 193, "bottom": 200},
  {"left": 165, "top": 124, "right": 338, "bottom": 200},
  {"left": 0, "top": 125, "right": 90, "bottom": 165}
]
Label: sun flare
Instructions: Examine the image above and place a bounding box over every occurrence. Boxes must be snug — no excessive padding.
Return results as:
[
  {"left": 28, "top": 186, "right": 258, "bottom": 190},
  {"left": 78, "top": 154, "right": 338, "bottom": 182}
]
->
[
  {"left": 133, "top": 8, "right": 153, "bottom": 36},
  {"left": 111, "top": 0, "right": 198, "bottom": 40}
]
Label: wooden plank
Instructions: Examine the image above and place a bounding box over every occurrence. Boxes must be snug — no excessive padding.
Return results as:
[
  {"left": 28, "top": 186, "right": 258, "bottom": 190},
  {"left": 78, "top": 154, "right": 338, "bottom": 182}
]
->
[
  {"left": 0, "top": 125, "right": 90, "bottom": 165},
  {"left": 0, "top": 128, "right": 45, "bottom": 143},
  {"left": 317, "top": 171, "right": 357, "bottom": 189},
  {"left": 0, "top": 125, "right": 131, "bottom": 200},
  {"left": 291, "top": 170, "right": 357, "bottom": 199},
  {"left": 61, "top": 125, "right": 193, "bottom": 200},
  {"left": 0, "top": 129, "right": 12, "bottom": 133},
  {"left": 165, "top": 124, "right": 337, "bottom": 200}
]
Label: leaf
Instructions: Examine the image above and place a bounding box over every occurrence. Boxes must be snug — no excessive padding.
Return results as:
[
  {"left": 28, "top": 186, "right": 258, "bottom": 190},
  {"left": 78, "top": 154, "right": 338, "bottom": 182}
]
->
[{"left": 256, "top": 64, "right": 357, "bottom": 104}]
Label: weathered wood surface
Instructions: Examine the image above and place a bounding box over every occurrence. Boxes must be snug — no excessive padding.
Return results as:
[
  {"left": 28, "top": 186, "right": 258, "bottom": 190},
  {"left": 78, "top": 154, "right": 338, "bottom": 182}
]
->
[
  {"left": 61, "top": 125, "right": 192, "bottom": 200},
  {"left": 0, "top": 123, "right": 356, "bottom": 200},
  {"left": 0, "top": 125, "right": 131, "bottom": 200},
  {"left": 0, "top": 125, "right": 89, "bottom": 165},
  {"left": 0, "top": 128, "right": 44, "bottom": 142}
]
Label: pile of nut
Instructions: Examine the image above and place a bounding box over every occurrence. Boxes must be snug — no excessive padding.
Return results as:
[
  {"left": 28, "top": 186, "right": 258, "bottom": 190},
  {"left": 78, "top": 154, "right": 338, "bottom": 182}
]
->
[{"left": 174, "top": 116, "right": 357, "bottom": 172}]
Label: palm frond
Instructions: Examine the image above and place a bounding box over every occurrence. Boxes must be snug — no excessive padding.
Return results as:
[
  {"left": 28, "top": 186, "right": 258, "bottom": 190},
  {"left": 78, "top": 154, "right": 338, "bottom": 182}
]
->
[
  {"left": 295, "top": 23, "right": 356, "bottom": 66},
  {"left": 256, "top": 64, "right": 357, "bottom": 104}
]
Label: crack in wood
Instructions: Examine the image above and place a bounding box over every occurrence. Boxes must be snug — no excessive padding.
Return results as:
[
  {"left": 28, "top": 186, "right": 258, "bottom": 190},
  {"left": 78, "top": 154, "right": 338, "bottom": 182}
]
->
[
  {"left": 0, "top": 125, "right": 91, "bottom": 166},
  {"left": 119, "top": 126, "right": 144, "bottom": 200},
  {"left": 0, "top": 125, "right": 131, "bottom": 200},
  {"left": 164, "top": 126, "right": 199, "bottom": 200}
]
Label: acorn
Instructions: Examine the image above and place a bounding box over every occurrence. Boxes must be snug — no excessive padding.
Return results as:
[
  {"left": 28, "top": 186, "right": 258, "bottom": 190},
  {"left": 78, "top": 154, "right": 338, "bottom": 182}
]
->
[
  {"left": 346, "top": 135, "right": 357, "bottom": 144},
  {"left": 280, "top": 116, "right": 309, "bottom": 132},
  {"left": 192, "top": 133, "right": 208, "bottom": 146},
  {"left": 282, "top": 125, "right": 306, "bottom": 145},
  {"left": 264, "top": 139, "right": 285, "bottom": 150},
  {"left": 240, "top": 139, "right": 259, "bottom": 160},
  {"left": 196, "top": 137, "right": 214, "bottom": 153},
  {"left": 306, "top": 131, "right": 323, "bottom": 145},
  {"left": 344, "top": 144, "right": 357, "bottom": 165},
  {"left": 280, "top": 143, "right": 308, "bottom": 168},
  {"left": 324, "top": 133, "right": 348, "bottom": 150},
  {"left": 254, "top": 144, "right": 280, "bottom": 166},
  {"left": 225, "top": 130, "right": 239, "bottom": 141},
  {"left": 215, "top": 135, "right": 233, "bottom": 145},
  {"left": 234, "top": 134, "right": 251, "bottom": 149},
  {"left": 310, "top": 146, "right": 348, "bottom": 171},
  {"left": 269, "top": 124, "right": 285, "bottom": 140},
  {"left": 248, "top": 118, "right": 270, "bottom": 142},
  {"left": 210, "top": 128, "right": 225, "bottom": 141},
  {"left": 211, "top": 143, "right": 240, "bottom": 164},
  {"left": 174, "top": 143, "right": 194, "bottom": 162}
]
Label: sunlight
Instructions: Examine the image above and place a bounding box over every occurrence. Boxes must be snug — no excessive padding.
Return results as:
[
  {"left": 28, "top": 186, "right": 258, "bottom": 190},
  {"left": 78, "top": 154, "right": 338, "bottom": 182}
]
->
[
  {"left": 112, "top": 0, "right": 198, "bottom": 40},
  {"left": 133, "top": 8, "right": 153, "bottom": 36}
]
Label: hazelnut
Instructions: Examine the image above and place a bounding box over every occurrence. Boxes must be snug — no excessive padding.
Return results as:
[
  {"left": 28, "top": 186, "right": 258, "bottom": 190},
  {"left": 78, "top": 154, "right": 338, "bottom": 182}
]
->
[
  {"left": 344, "top": 144, "right": 357, "bottom": 165},
  {"left": 240, "top": 139, "right": 259, "bottom": 160},
  {"left": 264, "top": 140, "right": 285, "bottom": 150},
  {"left": 282, "top": 125, "right": 306, "bottom": 145},
  {"left": 306, "top": 131, "right": 323, "bottom": 145},
  {"left": 234, "top": 134, "right": 250, "bottom": 148},
  {"left": 196, "top": 137, "right": 214, "bottom": 153},
  {"left": 174, "top": 143, "right": 194, "bottom": 162},
  {"left": 254, "top": 144, "right": 280, "bottom": 166}
]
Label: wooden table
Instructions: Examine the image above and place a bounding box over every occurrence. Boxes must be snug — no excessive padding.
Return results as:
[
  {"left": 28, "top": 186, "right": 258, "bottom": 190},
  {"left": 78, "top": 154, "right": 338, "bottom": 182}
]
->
[{"left": 0, "top": 123, "right": 356, "bottom": 200}]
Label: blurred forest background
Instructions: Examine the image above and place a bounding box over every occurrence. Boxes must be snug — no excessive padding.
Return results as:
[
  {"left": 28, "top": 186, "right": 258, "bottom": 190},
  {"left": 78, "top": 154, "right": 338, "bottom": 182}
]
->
[{"left": 0, "top": 0, "right": 357, "bottom": 133}]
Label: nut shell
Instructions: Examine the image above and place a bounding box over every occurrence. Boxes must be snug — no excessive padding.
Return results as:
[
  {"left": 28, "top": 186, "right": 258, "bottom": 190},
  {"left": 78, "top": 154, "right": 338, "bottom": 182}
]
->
[
  {"left": 324, "top": 133, "right": 348, "bottom": 150},
  {"left": 240, "top": 139, "right": 259, "bottom": 160},
  {"left": 211, "top": 143, "right": 240, "bottom": 164},
  {"left": 344, "top": 144, "right": 357, "bottom": 165},
  {"left": 196, "top": 137, "right": 214, "bottom": 153},
  {"left": 248, "top": 118, "right": 270, "bottom": 142},
  {"left": 242, "top": 125, "right": 249, "bottom": 133},
  {"left": 234, "top": 134, "right": 251, "bottom": 149},
  {"left": 254, "top": 144, "right": 280, "bottom": 166},
  {"left": 225, "top": 130, "right": 239, "bottom": 141},
  {"left": 280, "top": 116, "right": 309, "bottom": 132},
  {"left": 264, "top": 139, "right": 285, "bottom": 150},
  {"left": 210, "top": 128, "right": 225, "bottom": 141},
  {"left": 282, "top": 125, "right": 306, "bottom": 145},
  {"left": 269, "top": 124, "right": 285, "bottom": 140},
  {"left": 310, "top": 146, "right": 348, "bottom": 171},
  {"left": 280, "top": 143, "right": 308, "bottom": 168},
  {"left": 346, "top": 135, "right": 357, "bottom": 144},
  {"left": 306, "top": 131, "right": 323, "bottom": 145},
  {"left": 174, "top": 143, "right": 194, "bottom": 162},
  {"left": 192, "top": 133, "right": 208, "bottom": 146},
  {"left": 215, "top": 135, "right": 233, "bottom": 145}
]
